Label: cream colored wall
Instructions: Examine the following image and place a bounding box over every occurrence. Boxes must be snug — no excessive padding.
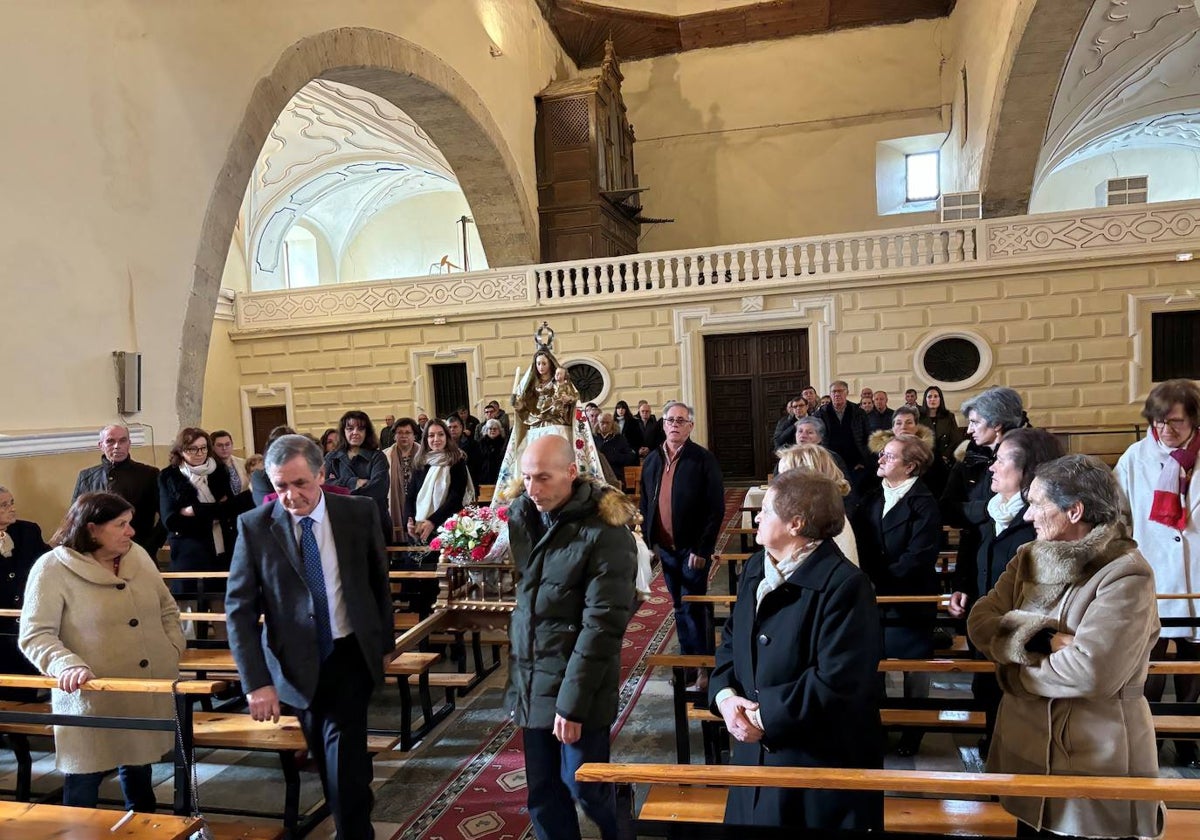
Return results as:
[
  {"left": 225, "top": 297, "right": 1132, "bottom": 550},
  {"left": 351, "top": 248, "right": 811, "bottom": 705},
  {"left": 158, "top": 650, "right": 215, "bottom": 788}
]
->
[
  {"left": 224, "top": 256, "right": 1191, "bottom": 453},
  {"left": 0, "top": 445, "right": 171, "bottom": 538},
  {"left": 0, "top": 0, "right": 568, "bottom": 438},
  {"left": 340, "top": 191, "right": 489, "bottom": 282},
  {"left": 935, "top": 0, "right": 1036, "bottom": 194},
  {"left": 1030, "top": 148, "right": 1200, "bottom": 214},
  {"left": 619, "top": 20, "right": 945, "bottom": 251}
]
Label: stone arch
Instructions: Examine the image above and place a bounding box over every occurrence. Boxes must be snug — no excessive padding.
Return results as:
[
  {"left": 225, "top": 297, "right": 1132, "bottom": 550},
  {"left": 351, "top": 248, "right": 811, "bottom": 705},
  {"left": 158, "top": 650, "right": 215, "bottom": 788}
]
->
[
  {"left": 178, "top": 27, "right": 538, "bottom": 423},
  {"left": 980, "top": 0, "right": 1093, "bottom": 218}
]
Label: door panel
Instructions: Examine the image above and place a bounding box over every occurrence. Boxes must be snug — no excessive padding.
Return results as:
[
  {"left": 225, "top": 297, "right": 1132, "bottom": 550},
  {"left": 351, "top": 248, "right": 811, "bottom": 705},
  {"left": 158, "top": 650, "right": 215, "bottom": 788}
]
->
[{"left": 704, "top": 330, "right": 809, "bottom": 480}]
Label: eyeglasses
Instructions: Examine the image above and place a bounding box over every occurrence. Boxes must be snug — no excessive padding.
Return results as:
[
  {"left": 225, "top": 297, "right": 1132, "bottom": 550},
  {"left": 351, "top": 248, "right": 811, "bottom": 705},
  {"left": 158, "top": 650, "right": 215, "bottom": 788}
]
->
[
  {"left": 0, "top": 500, "right": 14, "bottom": 510},
  {"left": 878, "top": 453, "right": 904, "bottom": 462},
  {"left": 183, "top": 446, "right": 209, "bottom": 455},
  {"left": 663, "top": 417, "right": 692, "bottom": 426},
  {"left": 1154, "top": 418, "right": 1193, "bottom": 431}
]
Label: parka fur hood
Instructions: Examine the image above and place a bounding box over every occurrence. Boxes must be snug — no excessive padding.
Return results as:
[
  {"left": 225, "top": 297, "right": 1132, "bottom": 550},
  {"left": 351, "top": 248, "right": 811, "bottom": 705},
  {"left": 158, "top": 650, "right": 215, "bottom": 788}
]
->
[
  {"left": 868, "top": 423, "right": 934, "bottom": 455},
  {"left": 990, "top": 523, "right": 1137, "bottom": 667}
]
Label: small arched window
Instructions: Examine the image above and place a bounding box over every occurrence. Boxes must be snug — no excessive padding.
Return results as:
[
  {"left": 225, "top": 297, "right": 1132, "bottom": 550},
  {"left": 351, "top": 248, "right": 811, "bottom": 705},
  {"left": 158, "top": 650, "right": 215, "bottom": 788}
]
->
[{"left": 282, "top": 226, "right": 320, "bottom": 288}]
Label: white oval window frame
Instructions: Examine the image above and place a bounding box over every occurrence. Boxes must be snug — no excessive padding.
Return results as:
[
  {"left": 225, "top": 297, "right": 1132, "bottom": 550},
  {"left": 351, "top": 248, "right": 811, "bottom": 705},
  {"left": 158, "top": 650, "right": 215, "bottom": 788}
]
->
[
  {"left": 913, "top": 329, "right": 993, "bottom": 391},
  {"left": 560, "top": 356, "right": 612, "bottom": 406}
]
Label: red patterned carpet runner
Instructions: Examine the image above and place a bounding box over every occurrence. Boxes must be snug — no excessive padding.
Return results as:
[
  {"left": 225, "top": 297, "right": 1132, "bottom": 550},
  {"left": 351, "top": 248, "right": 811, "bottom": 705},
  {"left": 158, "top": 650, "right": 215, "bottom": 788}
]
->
[{"left": 392, "top": 488, "right": 747, "bottom": 840}]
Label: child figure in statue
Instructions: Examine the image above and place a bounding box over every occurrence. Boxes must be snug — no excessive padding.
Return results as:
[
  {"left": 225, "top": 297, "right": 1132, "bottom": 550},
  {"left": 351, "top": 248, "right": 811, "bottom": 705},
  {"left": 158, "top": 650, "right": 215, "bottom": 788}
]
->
[{"left": 494, "top": 322, "right": 607, "bottom": 500}]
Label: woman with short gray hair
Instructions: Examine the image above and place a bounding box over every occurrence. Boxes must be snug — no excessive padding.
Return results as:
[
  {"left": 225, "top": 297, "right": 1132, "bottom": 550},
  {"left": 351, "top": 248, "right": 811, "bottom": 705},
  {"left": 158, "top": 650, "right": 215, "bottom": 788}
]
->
[{"left": 968, "top": 454, "right": 1163, "bottom": 839}]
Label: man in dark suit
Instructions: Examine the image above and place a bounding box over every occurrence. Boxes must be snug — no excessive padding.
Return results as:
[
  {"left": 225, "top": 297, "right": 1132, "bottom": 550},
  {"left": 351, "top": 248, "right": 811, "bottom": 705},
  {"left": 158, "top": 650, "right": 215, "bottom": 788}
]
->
[
  {"left": 639, "top": 401, "right": 725, "bottom": 689},
  {"left": 226, "top": 435, "right": 394, "bottom": 839},
  {"left": 72, "top": 424, "right": 165, "bottom": 555}
]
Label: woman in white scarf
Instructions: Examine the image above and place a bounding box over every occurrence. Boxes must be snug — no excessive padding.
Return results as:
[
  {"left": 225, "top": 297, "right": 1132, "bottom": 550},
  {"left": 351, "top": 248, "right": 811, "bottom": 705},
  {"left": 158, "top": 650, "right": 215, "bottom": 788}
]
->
[
  {"left": 945, "top": 428, "right": 1064, "bottom": 758},
  {"left": 404, "top": 419, "right": 475, "bottom": 545},
  {"left": 157, "top": 427, "right": 238, "bottom": 595}
]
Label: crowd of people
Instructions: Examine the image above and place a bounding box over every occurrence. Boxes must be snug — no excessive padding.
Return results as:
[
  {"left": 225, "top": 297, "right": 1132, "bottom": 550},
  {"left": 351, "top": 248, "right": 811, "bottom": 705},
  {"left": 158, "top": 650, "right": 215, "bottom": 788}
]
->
[{"left": 0, "top": 367, "right": 1197, "bottom": 840}]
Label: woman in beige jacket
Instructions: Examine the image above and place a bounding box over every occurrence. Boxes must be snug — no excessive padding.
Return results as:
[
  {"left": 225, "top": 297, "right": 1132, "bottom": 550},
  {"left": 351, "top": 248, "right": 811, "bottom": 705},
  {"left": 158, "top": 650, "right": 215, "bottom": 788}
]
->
[
  {"left": 969, "top": 455, "right": 1163, "bottom": 840},
  {"left": 19, "top": 492, "right": 184, "bottom": 811}
]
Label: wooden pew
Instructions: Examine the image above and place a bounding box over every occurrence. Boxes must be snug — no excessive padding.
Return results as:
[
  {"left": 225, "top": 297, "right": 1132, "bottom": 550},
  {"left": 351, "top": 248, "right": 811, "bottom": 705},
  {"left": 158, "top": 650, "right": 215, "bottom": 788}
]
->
[
  {"left": 0, "top": 675, "right": 223, "bottom": 813},
  {"left": 648, "top": 654, "right": 1200, "bottom": 764},
  {"left": 623, "top": 466, "right": 641, "bottom": 494},
  {"left": 0, "top": 800, "right": 201, "bottom": 839},
  {"left": 576, "top": 763, "right": 1200, "bottom": 840}
]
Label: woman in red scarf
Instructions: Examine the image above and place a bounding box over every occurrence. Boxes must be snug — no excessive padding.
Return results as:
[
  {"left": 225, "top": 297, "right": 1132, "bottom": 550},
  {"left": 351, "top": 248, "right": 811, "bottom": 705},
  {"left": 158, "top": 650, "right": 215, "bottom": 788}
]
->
[{"left": 1114, "top": 378, "right": 1200, "bottom": 767}]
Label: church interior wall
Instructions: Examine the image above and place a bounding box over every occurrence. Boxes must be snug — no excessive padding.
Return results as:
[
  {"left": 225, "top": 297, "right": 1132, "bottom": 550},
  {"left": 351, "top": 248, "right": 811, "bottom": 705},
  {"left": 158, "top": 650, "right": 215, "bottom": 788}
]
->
[
  {"left": 339, "top": 192, "right": 489, "bottom": 283},
  {"left": 934, "top": 0, "right": 1037, "bottom": 195},
  {"left": 617, "top": 19, "right": 945, "bottom": 251},
  {"left": 0, "top": 0, "right": 570, "bottom": 437},
  {"left": 1030, "top": 148, "right": 1200, "bottom": 214}
]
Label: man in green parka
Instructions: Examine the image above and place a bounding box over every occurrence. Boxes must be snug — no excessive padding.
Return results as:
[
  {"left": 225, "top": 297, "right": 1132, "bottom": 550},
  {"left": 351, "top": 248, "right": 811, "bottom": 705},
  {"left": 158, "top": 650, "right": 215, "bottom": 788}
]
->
[{"left": 506, "top": 435, "right": 637, "bottom": 840}]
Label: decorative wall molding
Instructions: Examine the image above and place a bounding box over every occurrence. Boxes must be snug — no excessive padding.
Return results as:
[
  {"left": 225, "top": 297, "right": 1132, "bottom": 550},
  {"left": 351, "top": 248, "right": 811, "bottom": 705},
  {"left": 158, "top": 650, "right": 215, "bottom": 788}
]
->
[
  {"left": 214, "top": 288, "right": 237, "bottom": 322},
  {"left": 238, "top": 384, "right": 295, "bottom": 457},
  {"left": 410, "top": 346, "right": 484, "bottom": 418},
  {"left": 232, "top": 199, "right": 1200, "bottom": 336},
  {"left": 672, "top": 298, "right": 837, "bottom": 445},
  {"left": 985, "top": 202, "right": 1200, "bottom": 259},
  {"left": 1126, "top": 289, "right": 1200, "bottom": 402},
  {"left": 912, "top": 329, "right": 994, "bottom": 392},
  {"left": 237, "top": 271, "right": 533, "bottom": 330},
  {"left": 0, "top": 427, "right": 148, "bottom": 459}
]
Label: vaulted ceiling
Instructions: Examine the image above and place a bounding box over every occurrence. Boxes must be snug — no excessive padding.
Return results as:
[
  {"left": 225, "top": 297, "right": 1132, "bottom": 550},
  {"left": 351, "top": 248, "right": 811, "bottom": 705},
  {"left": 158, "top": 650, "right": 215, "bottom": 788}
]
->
[{"left": 534, "top": 0, "right": 955, "bottom": 66}]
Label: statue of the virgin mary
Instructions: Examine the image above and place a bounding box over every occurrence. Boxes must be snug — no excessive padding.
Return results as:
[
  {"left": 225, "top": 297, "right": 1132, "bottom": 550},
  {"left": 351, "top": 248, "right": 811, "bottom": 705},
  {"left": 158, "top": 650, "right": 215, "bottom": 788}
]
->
[{"left": 493, "top": 322, "right": 607, "bottom": 501}]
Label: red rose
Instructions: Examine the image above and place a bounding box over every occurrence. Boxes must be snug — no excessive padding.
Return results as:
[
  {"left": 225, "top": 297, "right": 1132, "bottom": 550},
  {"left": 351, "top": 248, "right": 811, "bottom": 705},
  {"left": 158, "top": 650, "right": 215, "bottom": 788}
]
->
[
  {"left": 470, "top": 545, "right": 487, "bottom": 561},
  {"left": 429, "top": 538, "right": 442, "bottom": 550},
  {"left": 496, "top": 506, "right": 509, "bottom": 522}
]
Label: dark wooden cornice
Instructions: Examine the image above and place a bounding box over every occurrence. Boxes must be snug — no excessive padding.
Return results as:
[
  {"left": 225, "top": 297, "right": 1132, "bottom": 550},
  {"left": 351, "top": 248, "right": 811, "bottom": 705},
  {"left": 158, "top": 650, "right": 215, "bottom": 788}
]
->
[{"left": 535, "top": 0, "right": 955, "bottom": 67}]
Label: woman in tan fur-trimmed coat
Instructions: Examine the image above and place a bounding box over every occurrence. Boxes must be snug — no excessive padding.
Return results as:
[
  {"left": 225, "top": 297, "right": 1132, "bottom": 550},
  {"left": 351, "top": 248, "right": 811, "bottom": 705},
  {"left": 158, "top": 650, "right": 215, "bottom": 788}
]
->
[
  {"left": 20, "top": 492, "right": 184, "bottom": 811},
  {"left": 968, "top": 455, "right": 1163, "bottom": 840}
]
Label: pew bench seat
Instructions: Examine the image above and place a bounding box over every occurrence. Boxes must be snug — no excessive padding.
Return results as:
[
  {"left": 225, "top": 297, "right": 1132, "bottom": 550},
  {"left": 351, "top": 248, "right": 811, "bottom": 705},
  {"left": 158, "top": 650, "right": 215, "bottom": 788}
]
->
[{"left": 638, "top": 785, "right": 1200, "bottom": 838}]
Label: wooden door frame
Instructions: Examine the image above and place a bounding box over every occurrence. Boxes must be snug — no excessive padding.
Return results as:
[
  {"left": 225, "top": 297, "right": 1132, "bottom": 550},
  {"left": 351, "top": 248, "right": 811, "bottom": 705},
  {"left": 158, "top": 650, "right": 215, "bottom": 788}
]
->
[{"left": 672, "top": 297, "right": 838, "bottom": 447}]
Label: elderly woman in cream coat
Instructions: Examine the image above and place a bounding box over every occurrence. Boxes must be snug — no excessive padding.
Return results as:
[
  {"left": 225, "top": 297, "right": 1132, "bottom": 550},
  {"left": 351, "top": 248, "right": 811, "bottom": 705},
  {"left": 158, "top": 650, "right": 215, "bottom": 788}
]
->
[
  {"left": 20, "top": 492, "right": 184, "bottom": 812},
  {"left": 969, "top": 455, "right": 1163, "bottom": 840}
]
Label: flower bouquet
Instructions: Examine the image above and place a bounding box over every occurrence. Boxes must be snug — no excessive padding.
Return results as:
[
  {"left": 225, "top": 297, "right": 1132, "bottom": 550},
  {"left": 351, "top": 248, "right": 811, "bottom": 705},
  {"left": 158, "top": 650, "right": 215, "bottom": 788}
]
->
[
  {"left": 430, "top": 504, "right": 514, "bottom": 603},
  {"left": 430, "top": 504, "right": 510, "bottom": 565}
]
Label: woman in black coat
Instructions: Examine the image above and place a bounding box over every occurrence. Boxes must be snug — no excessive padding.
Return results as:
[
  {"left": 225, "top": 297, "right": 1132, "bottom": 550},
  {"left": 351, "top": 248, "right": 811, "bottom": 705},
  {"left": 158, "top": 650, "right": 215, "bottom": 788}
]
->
[
  {"left": 474, "top": 420, "right": 507, "bottom": 487},
  {"left": 946, "top": 428, "right": 1064, "bottom": 754},
  {"left": 710, "top": 470, "right": 882, "bottom": 830},
  {"left": 158, "top": 428, "right": 239, "bottom": 598},
  {"left": 920, "top": 385, "right": 963, "bottom": 468},
  {"left": 0, "top": 486, "right": 48, "bottom": 699},
  {"left": 851, "top": 432, "right": 942, "bottom": 756},
  {"left": 323, "top": 410, "right": 391, "bottom": 543}
]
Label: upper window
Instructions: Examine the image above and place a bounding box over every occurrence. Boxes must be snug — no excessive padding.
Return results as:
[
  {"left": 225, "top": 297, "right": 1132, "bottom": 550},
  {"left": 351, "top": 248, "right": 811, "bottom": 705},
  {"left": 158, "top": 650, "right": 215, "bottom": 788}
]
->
[
  {"left": 282, "top": 227, "right": 320, "bottom": 289},
  {"left": 906, "top": 151, "right": 940, "bottom": 202}
]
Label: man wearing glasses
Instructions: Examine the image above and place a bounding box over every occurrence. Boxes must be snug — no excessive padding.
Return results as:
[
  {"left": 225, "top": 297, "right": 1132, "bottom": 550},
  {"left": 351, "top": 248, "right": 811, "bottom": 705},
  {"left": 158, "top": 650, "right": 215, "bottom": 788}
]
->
[
  {"left": 72, "top": 424, "right": 165, "bottom": 555},
  {"left": 639, "top": 401, "right": 725, "bottom": 690}
]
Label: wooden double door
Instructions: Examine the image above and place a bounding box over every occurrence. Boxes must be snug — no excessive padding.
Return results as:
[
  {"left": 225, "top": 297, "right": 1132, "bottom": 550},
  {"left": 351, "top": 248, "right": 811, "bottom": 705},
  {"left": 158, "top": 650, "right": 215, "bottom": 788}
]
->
[{"left": 704, "top": 330, "right": 810, "bottom": 480}]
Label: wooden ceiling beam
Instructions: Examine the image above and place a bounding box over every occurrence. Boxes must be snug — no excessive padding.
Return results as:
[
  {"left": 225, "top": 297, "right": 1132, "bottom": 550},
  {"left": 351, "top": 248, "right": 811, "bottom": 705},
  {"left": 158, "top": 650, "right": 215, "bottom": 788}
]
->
[{"left": 538, "top": 0, "right": 954, "bottom": 67}]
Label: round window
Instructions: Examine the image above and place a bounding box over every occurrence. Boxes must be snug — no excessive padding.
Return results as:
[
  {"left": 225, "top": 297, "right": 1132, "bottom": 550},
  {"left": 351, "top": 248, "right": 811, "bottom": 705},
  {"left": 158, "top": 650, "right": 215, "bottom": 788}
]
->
[
  {"left": 568, "top": 363, "right": 605, "bottom": 403},
  {"left": 923, "top": 337, "right": 981, "bottom": 383},
  {"left": 914, "top": 330, "right": 992, "bottom": 391}
]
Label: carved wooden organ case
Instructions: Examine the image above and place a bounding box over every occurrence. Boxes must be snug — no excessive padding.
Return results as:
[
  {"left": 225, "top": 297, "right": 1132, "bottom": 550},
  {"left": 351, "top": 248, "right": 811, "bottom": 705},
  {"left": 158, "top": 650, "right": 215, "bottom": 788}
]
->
[{"left": 535, "top": 40, "right": 664, "bottom": 261}]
